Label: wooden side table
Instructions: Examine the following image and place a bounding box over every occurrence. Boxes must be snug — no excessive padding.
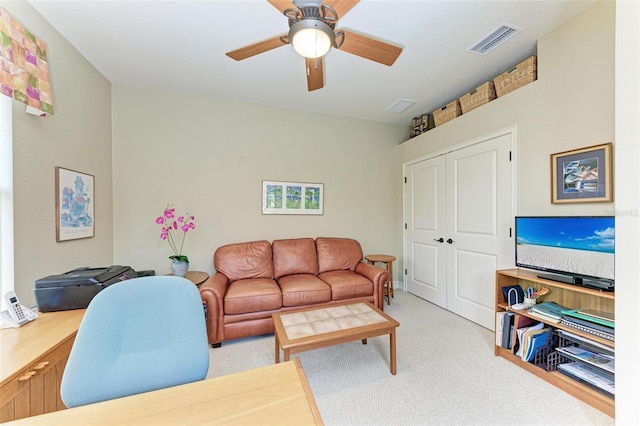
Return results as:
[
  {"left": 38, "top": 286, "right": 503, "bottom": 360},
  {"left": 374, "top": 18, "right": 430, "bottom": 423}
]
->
[
  {"left": 168, "top": 271, "right": 209, "bottom": 286},
  {"left": 365, "top": 254, "right": 396, "bottom": 305}
]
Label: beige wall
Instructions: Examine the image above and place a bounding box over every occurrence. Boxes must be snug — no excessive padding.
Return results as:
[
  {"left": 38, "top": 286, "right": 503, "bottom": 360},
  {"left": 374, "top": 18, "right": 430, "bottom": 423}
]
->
[
  {"left": 4, "top": 1, "right": 113, "bottom": 308},
  {"left": 111, "top": 86, "right": 406, "bottom": 275},
  {"left": 398, "top": 1, "right": 615, "bottom": 275}
]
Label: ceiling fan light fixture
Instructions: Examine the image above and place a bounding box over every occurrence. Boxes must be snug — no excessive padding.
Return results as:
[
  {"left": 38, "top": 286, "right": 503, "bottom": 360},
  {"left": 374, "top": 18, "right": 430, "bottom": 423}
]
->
[{"left": 289, "top": 19, "right": 334, "bottom": 59}]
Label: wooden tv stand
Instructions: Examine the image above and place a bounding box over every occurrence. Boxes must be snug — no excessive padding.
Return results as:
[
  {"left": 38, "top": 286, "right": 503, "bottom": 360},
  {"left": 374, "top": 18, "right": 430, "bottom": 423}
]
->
[{"left": 495, "top": 269, "right": 614, "bottom": 418}]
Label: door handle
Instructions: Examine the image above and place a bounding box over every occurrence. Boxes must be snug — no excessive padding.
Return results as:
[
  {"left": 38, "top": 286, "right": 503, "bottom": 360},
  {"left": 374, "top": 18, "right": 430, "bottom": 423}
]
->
[
  {"left": 447, "top": 238, "right": 454, "bottom": 244},
  {"left": 434, "top": 238, "right": 444, "bottom": 243}
]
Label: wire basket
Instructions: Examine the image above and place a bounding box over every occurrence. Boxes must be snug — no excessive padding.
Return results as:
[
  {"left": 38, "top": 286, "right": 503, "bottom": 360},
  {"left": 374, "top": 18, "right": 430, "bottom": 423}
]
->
[{"left": 532, "top": 332, "right": 571, "bottom": 372}]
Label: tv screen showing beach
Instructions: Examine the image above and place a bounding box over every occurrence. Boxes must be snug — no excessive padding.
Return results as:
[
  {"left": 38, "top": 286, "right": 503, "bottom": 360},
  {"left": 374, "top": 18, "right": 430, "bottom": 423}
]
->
[{"left": 515, "top": 216, "right": 614, "bottom": 281}]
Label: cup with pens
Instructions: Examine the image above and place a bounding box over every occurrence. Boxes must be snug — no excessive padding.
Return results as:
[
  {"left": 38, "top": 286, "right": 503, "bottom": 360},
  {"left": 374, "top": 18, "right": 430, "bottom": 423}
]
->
[{"left": 524, "top": 287, "right": 550, "bottom": 306}]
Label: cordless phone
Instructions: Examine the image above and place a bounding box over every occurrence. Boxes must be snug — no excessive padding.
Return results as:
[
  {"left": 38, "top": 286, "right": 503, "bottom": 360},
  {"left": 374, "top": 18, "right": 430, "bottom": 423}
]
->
[{"left": 2, "top": 291, "right": 37, "bottom": 326}]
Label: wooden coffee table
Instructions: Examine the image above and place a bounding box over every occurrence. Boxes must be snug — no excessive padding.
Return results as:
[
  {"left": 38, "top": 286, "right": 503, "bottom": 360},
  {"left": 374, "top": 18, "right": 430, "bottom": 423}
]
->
[{"left": 273, "top": 301, "right": 400, "bottom": 375}]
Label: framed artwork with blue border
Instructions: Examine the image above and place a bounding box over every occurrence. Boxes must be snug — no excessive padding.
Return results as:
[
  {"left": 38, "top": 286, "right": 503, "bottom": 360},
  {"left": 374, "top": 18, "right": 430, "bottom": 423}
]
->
[
  {"left": 55, "top": 167, "right": 95, "bottom": 241},
  {"left": 551, "top": 142, "right": 613, "bottom": 204}
]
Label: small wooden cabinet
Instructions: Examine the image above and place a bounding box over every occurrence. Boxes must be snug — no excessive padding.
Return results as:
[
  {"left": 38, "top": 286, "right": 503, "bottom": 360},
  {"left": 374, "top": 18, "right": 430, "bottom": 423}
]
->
[
  {"left": 494, "top": 269, "right": 614, "bottom": 418},
  {"left": 0, "top": 309, "right": 84, "bottom": 422}
]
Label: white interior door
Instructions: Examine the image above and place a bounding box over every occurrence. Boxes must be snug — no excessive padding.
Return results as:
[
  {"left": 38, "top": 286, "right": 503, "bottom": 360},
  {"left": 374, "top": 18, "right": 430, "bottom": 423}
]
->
[
  {"left": 403, "top": 128, "right": 516, "bottom": 330},
  {"left": 445, "top": 133, "right": 513, "bottom": 330},
  {"left": 404, "top": 155, "right": 447, "bottom": 308}
]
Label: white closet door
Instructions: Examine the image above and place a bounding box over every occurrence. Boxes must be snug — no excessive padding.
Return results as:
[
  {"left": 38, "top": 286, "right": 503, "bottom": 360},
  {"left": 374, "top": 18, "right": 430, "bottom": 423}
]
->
[
  {"left": 445, "top": 133, "right": 513, "bottom": 330},
  {"left": 403, "top": 128, "right": 515, "bottom": 330},
  {"left": 404, "top": 155, "right": 447, "bottom": 308}
]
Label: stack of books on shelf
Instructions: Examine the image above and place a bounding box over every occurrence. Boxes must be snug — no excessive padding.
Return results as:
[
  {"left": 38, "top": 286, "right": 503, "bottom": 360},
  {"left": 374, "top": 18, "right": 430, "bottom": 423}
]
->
[
  {"left": 496, "top": 311, "right": 515, "bottom": 349},
  {"left": 528, "top": 301, "right": 566, "bottom": 323},
  {"left": 560, "top": 309, "right": 615, "bottom": 341}
]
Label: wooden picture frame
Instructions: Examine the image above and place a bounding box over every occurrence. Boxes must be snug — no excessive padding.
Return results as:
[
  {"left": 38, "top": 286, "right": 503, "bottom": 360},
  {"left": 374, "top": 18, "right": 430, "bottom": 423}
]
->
[
  {"left": 55, "top": 167, "right": 95, "bottom": 241},
  {"left": 262, "top": 180, "right": 324, "bottom": 215},
  {"left": 550, "top": 143, "right": 613, "bottom": 204}
]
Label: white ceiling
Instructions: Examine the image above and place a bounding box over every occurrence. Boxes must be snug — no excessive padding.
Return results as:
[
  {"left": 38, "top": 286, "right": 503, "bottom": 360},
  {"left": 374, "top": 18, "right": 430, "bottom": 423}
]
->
[{"left": 27, "top": 0, "right": 597, "bottom": 126}]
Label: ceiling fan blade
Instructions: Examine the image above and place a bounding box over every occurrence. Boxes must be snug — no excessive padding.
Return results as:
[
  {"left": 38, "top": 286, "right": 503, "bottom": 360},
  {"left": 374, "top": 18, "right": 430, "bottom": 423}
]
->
[
  {"left": 226, "top": 35, "right": 287, "bottom": 61},
  {"left": 338, "top": 30, "right": 402, "bottom": 66},
  {"left": 305, "top": 57, "right": 324, "bottom": 91},
  {"left": 267, "top": 0, "right": 296, "bottom": 14},
  {"left": 323, "top": 0, "right": 360, "bottom": 19}
]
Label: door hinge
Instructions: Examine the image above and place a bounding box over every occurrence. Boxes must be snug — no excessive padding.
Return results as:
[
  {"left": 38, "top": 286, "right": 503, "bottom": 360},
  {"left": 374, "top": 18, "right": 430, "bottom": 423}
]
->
[
  {"left": 404, "top": 177, "right": 407, "bottom": 183},
  {"left": 509, "top": 227, "right": 512, "bottom": 237},
  {"left": 404, "top": 223, "right": 407, "bottom": 229},
  {"left": 405, "top": 268, "right": 407, "bottom": 275},
  {"left": 509, "top": 151, "right": 512, "bottom": 161}
]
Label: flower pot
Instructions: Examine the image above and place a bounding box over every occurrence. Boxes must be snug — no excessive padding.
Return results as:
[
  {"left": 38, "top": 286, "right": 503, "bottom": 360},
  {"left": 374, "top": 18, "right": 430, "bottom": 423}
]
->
[{"left": 171, "top": 259, "right": 189, "bottom": 277}]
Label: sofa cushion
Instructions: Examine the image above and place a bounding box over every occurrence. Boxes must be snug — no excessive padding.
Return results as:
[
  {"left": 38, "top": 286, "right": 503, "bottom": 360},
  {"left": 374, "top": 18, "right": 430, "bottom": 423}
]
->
[
  {"left": 272, "top": 238, "right": 319, "bottom": 279},
  {"left": 319, "top": 270, "right": 373, "bottom": 300},
  {"left": 278, "top": 274, "right": 331, "bottom": 307},
  {"left": 224, "top": 278, "right": 282, "bottom": 314},
  {"left": 214, "top": 240, "right": 273, "bottom": 283},
  {"left": 316, "top": 237, "right": 363, "bottom": 273}
]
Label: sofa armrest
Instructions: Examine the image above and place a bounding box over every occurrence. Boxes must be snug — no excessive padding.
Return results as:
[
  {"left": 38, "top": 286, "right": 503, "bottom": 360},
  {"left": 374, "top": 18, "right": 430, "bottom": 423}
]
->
[
  {"left": 199, "top": 272, "right": 230, "bottom": 345},
  {"left": 355, "top": 262, "right": 389, "bottom": 310}
]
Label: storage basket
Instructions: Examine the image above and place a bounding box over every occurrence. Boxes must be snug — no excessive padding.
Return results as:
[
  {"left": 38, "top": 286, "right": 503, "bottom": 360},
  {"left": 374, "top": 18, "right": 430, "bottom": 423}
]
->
[
  {"left": 459, "top": 81, "right": 496, "bottom": 114},
  {"left": 493, "top": 56, "right": 537, "bottom": 97},
  {"left": 532, "top": 333, "right": 560, "bottom": 371},
  {"left": 432, "top": 100, "right": 462, "bottom": 127}
]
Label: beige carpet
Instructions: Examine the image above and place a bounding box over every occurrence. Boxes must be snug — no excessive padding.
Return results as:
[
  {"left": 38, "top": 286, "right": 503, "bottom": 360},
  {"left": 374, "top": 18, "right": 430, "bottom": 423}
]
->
[{"left": 206, "top": 290, "right": 614, "bottom": 425}]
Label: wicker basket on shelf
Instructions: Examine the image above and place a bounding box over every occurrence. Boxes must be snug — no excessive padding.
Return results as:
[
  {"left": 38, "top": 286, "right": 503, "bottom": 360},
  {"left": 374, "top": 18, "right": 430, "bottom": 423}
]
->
[
  {"left": 459, "top": 81, "right": 496, "bottom": 114},
  {"left": 432, "top": 100, "right": 462, "bottom": 127},
  {"left": 494, "top": 56, "right": 537, "bottom": 97}
]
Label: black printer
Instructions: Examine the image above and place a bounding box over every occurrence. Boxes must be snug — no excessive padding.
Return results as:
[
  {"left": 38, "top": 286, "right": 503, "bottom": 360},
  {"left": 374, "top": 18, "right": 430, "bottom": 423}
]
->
[{"left": 35, "top": 265, "right": 137, "bottom": 312}]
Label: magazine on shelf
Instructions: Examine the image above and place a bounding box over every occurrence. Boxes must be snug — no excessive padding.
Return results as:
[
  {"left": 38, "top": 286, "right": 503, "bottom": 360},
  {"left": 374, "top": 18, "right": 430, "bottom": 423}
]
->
[
  {"left": 529, "top": 310, "right": 562, "bottom": 323},
  {"left": 523, "top": 329, "right": 552, "bottom": 362},
  {"left": 557, "top": 330, "right": 614, "bottom": 355},
  {"left": 514, "top": 322, "right": 544, "bottom": 358},
  {"left": 560, "top": 317, "right": 615, "bottom": 341},
  {"left": 556, "top": 346, "right": 615, "bottom": 373},
  {"left": 561, "top": 309, "right": 615, "bottom": 328},
  {"left": 560, "top": 315, "right": 614, "bottom": 334},
  {"left": 558, "top": 362, "right": 615, "bottom": 396},
  {"left": 576, "top": 309, "right": 614, "bottom": 323}
]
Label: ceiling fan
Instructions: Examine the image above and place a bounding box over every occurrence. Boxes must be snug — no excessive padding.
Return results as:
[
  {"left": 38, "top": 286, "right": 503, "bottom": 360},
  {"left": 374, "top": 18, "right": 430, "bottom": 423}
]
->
[{"left": 225, "top": 0, "right": 403, "bottom": 91}]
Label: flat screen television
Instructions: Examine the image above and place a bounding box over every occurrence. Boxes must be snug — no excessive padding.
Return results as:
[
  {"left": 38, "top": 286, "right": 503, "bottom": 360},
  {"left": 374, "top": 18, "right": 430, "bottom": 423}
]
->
[{"left": 515, "top": 216, "right": 614, "bottom": 291}]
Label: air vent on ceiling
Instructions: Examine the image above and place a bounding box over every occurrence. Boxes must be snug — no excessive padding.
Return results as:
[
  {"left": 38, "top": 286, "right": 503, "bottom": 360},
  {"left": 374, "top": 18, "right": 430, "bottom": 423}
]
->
[
  {"left": 467, "top": 23, "right": 523, "bottom": 56},
  {"left": 387, "top": 99, "right": 417, "bottom": 113}
]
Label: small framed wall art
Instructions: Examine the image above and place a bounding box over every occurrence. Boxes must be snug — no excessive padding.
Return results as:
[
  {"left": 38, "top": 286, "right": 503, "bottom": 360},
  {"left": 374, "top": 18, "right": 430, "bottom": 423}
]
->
[
  {"left": 550, "top": 142, "right": 613, "bottom": 204},
  {"left": 56, "top": 167, "right": 95, "bottom": 241},
  {"left": 262, "top": 180, "right": 324, "bottom": 215}
]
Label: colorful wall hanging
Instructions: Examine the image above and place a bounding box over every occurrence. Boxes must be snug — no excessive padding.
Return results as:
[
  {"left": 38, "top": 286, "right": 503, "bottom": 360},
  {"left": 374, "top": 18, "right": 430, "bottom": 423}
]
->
[{"left": 0, "top": 7, "right": 54, "bottom": 114}]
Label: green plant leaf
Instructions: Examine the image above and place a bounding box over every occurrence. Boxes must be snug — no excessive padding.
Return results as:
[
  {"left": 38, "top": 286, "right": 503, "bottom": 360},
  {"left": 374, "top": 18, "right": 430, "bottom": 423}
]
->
[{"left": 169, "top": 255, "right": 189, "bottom": 263}]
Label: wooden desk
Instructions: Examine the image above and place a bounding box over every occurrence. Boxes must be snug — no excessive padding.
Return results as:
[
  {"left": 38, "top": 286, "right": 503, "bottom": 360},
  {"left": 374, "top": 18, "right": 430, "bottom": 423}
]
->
[
  {"left": 1, "top": 309, "right": 85, "bottom": 422},
  {"left": 4, "top": 358, "right": 323, "bottom": 425}
]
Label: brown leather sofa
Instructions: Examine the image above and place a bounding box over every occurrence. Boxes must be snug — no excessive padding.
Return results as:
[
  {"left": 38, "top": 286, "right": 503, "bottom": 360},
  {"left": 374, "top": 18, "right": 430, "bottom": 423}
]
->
[{"left": 199, "top": 237, "right": 389, "bottom": 347}]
